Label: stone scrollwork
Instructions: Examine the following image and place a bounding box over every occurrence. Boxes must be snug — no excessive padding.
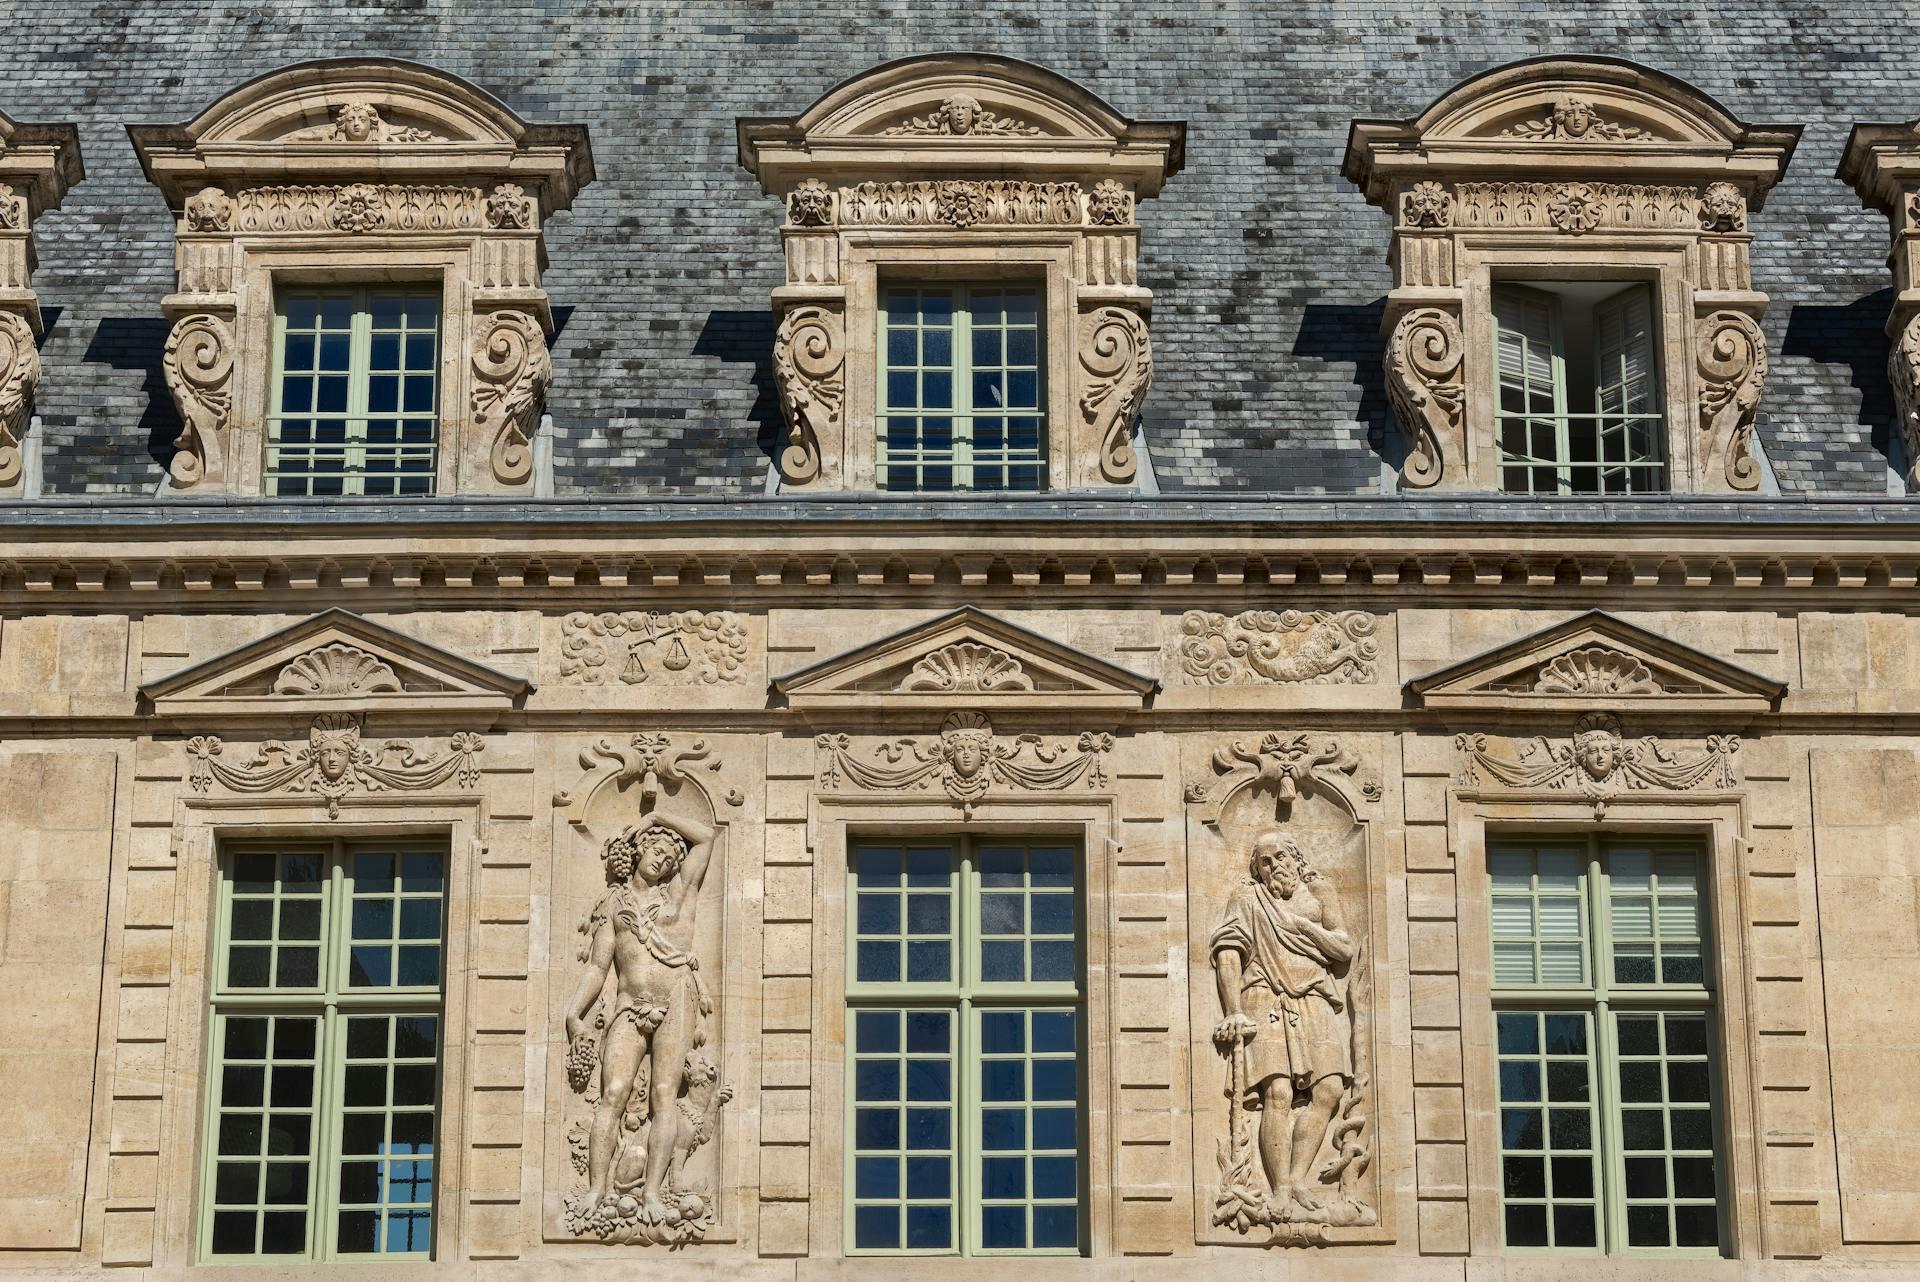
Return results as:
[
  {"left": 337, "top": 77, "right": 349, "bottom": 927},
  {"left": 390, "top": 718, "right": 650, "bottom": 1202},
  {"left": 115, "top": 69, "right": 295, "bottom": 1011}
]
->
[
  {"left": 1696, "top": 310, "right": 1768, "bottom": 492},
  {"left": 162, "top": 312, "right": 235, "bottom": 488},
  {"left": 0, "top": 311, "right": 41, "bottom": 488},
  {"left": 1890, "top": 313, "right": 1920, "bottom": 488},
  {"left": 1186, "top": 731, "right": 1380, "bottom": 811},
  {"left": 816, "top": 711, "right": 1112, "bottom": 818},
  {"left": 772, "top": 305, "right": 843, "bottom": 484},
  {"left": 472, "top": 309, "right": 551, "bottom": 485},
  {"left": 186, "top": 713, "right": 483, "bottom": 819},
  {"left": 1078, "top": 306, "right": 1152, "bottom": 482},
  {"left": 1533, "top": 646, "right": 1658, "bottom": 696},
  {"left": 1178, "top": 610, "right": 1378, "bottom": 686},
  {"left": 1385, "top": 306, "right": 1463, "bottom": 489},
  {"left": 1456, "top": 712, "right": 1739, "bottom": 817},
  {"left": 558, "top": 611, "right": 748, "bottom": 686}
]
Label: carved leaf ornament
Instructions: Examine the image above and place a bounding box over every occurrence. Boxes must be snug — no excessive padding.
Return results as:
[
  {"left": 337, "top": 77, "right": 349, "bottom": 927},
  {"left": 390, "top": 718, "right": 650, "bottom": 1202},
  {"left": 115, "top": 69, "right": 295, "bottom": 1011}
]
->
[
  {"left": 0, "top": 311, "right": 41, "bottom": 487},
  {"left": 772, "top": 305, "right": 842, "bottom": 483},
  {"left": 1179, "top": 609, "right": 1379, "bottom": 686},
  {"left": 162, "top": 312, "right": 234, "bottom": 487},
  {"left": 1385, "top": 307, "right": 1463, "bottom": 489},
  {"left": 816, "top": 711, "right": 1111, "bottom": 818},
  {"left": 472, "top": 309, "right": 551, "bottom": 484},
  {"left": 1696, "top": 310, "right": 1768, "bottom": 491},
  {"left": 187, "top": 713, "right": 482, "bottom": 819},
  {"left": 1079, "top": 307, "right": 1152, "bottom": 482}
]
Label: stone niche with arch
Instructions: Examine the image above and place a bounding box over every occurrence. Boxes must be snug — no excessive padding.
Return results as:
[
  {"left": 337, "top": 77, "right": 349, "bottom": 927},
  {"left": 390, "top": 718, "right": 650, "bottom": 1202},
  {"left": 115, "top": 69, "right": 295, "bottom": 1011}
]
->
[
  {"left": 1182, "top": 730, "right": 1402, "bottom": 1249},
  {"left": 1342, "top": 57, "right": 1800, "bottom": 494},
  {"left": 737, "top": 54, "right": 1185, "bottom": 491},
  {"left": 129, "top": 58, "right": 593, "bottom": 495}
]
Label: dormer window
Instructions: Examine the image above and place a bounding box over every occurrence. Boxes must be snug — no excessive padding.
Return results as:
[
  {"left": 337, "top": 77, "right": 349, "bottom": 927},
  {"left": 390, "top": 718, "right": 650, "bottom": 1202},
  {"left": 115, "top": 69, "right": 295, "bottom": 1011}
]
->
[
  {"left": 1343, "top": 59, "right": 1799, "bottom": 495},
  {"left": 738, "top": 56, "right": 1183, "bottom": 493},
  {"left": 129, "top": 59, "right": 592, "bottom": 496}
]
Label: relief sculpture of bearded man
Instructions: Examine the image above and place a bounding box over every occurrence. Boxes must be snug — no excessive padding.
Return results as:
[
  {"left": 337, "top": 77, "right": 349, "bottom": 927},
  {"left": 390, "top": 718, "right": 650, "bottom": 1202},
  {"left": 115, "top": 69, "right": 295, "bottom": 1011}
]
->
[
  {"left": 1210, "top": 830, "right": 1364, "bottom": 1228},
  {"left": 563, "top": 808, "right": 727, "bottom": 1241}
]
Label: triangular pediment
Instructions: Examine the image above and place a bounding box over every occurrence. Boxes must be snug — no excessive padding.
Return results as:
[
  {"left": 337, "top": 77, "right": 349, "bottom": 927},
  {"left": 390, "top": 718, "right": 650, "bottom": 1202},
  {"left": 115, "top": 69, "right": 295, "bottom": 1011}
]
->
[
  {"left": 1407, "top": 610, "right": 1784, "bottom": 714},
  {"left": 141, "top": 608, "right": 532, "bottom": 716},
  {"left": 773, "top": 607, "right": 1157, "bottom": 710}
]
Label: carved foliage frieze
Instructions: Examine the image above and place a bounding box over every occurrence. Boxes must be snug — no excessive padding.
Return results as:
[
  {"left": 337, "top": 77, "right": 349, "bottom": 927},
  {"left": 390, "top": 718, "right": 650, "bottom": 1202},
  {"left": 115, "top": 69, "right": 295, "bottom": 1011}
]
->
[
  {"left": 838, "top": 180, "right": 1082, "bottom": 228},
  {"left": 1453, "top": 182, "right": 1702, "bottom": 233},
  {"left": 227, "top": 184, "right": 487, "bottom": 234},
  {"left": 1385, "top": 306, "right": 1463, "bottom": 488},
  {"left": 1456, "top": 712, "right": 1739, "bottom": 816},
  {"left": 1696, "top": 310, "right": 1767, "bottom": 491},
  {"left": 555, "top": 732, "right": 736, "bottom": 1245},
  {"left": 559, "top": 611, "right": 748, "bottom": 687},
  {"left": 472, "top": 309, "right": 551, "bottom": 484},
  {"left": 1178, "top": 610, "right": 1379, "bottom": 686},
  {"left": 0, "top": 310, "right": 41, "bottom": 486},
  {"left": 816, "top": 711, "right": 1111, "bottom": 817},
  {"left": 162, "top": 312, "right": 235, "bottom": 488},
  {"left": 186, "top": 713, "right": 482, "bottom": 818},
  {"left": 1078, "top": 306, "right": 1152, "bottom": 482},
  {"left": 772, "top": 305, "right": 843, "bottom": 484}
]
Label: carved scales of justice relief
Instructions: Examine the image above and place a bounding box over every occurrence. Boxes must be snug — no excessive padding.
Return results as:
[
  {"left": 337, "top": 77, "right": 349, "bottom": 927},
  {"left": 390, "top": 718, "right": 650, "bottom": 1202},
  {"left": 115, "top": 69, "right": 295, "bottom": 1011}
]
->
[
  {"left": 814, "top": 711, "right": 1112, "bottom": 819},
  {"left": 1455, "top": 711, "right": 1740, "bottom": 817},
  {"left": 555, "top": 733, "right": 740, "bottom": 1247},
  {"left": 1188, "top": 732, "right": 1381, "bottom": 1247}
]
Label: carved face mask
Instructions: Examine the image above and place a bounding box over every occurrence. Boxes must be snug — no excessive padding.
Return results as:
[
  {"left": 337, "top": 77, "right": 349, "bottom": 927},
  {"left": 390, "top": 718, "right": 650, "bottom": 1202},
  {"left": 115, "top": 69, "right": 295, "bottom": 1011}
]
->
[
  {"left": 316, "top": 741, "right": 352, "bottom": 782},
  {"left": 339, "top": 105, "right": 377, "bottom": 141},
  {"left": 946, "top": 732, "right": 989, "bottom": 778},
  {"left": 1559, "top": 101, "right": 1594, "bottom": 137},
  {"left": 1575, "top": 733, "right": 1618, "bottom": 781}
]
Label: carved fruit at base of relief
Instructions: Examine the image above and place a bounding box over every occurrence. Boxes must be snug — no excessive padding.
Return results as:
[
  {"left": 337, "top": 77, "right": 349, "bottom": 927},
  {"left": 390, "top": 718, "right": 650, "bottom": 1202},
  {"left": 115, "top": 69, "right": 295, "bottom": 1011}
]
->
[
  {"left": 1179, "top": 610, "right": 1378, "bottom": 686},
  {"left": 559, "top": 611, "right": 748, "bottom": 686}
]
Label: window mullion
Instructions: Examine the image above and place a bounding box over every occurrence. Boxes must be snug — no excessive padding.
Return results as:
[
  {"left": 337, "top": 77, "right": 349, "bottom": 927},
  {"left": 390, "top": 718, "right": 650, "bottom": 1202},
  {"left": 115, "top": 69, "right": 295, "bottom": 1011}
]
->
[
  {"left": 954, "top": 290, "right": 975, "bottom": 490},
  {"left": 346, "top": 288, "right": 373, "bottom": 497}
]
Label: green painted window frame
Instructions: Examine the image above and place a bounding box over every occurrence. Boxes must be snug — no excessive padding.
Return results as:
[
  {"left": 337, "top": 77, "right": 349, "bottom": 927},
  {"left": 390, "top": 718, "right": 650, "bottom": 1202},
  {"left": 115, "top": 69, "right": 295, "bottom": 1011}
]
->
[
  {"left": 876, "top": 283, "right": 1047, "bottom": 492},
  {"left": 844, "top": 835, "right": 1086, "bottom": 1257},
  {"left": 198, "top": 839, "right": 448, "bottom": 1264},
  {"left": 1489, "top": 834, "right": 1726, "bottom": 1259},
  {"left": 1493, "top": 282, "right": 1666, "bottom": 496},
  {"left": 267, "top": 286, "right": 442, "bottom": 497}
]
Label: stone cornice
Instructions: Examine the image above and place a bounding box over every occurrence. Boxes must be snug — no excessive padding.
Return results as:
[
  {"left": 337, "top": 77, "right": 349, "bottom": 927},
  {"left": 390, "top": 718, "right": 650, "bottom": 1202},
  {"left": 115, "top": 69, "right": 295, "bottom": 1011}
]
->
[{"left": 2, "top": 497, "right": 1920, "bottom": 607}]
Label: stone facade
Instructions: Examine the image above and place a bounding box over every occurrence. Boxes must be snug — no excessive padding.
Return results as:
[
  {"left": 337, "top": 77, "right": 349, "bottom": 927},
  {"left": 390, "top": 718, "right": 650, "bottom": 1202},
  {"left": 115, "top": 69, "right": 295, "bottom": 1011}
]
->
[{"left": 3, "top": 4, "right": 1920, "bottom": 1279}]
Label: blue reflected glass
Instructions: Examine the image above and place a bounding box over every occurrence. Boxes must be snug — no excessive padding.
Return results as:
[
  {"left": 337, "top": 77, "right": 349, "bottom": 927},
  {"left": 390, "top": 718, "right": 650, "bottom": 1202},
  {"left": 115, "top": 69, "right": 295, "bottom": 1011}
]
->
[
  {"left": 905, "top": 1155, "right": 949, "bottom": 1200},
  {"left": 979, "top": 848, "right": 1024, "bottom": 887},
  {"left": 981, "top": 1011, "right": 1024, "bottom": 1054},
  {"left": 1032, "top": 1203, "right": 1077, "bottom": 1248},
  {"left": 854, "top": 1108, "right": 899, "bottom": 1150},
  {"left": 1499, "top": 1061, "right": 1542, "bottom": 1103},
  {"left": 854, "top": 1205, "right": 898, "bottom": 1249},
  {"left": 1032, "top": 1011, "right": 1075, "bottom": 1054},
  {"left": 981, "top": 941, "right": 1024, "bottom": 982},
  {"left": 856, "top": 1156, "right": 897, "bottom": 1199},
  {"left": 905, "top": 1107, "right": 949, "bottom": 1150},
  {"left": 1497, "top": 1012, "right": 1539, "bottom": 1056},
  {"left": 906, "top": 894, "right": 950, "bottom": 935},
  {"left": 982, "top": 1204, "right": 1024, "bottom": 1248},
  {"left": 983, "top": 1156, "right": 1024, "bottom": 1198},
  {"left": 856, "top": 1010, "right": 899, "bottom": 1054},
  {"left": 1544, "top": 1014, "right": 1587, "bottom": 1055},
  {"left": 905, "top": 1058, "right": 950, "bottom": 1102},
  {"left": 1032, "top": 1155, "right": 1076, "bottom": 1199},
  {"left": 1032, "top": 1107, "right": 1075, "bottom": 1150},
  {"left": 979, "top": 895, "right": 1024, "bottom": 935},
  {"left": 399, "top": 851, "right": 443, "bottom": 893},
  {"left": 857, "top": 940, "right": 899, "bottom": 983},
  {"left": 1032, "top": 1059, "right": 1076, "bottom": 1102},
  {"left": 887, "top": 329, "right": 916, "bottom": 365},
  {"left": 1031, "top": 940, "right": 1075, "bottom": 982},
  {"left": 855, "top": 848, "right": 901, "bottom": 888},
  {"left": 857, "top": 893, "right": 901, "bottom": 935},
  {"left": 982, "top": 1060, "right": 1024, "bottom": 1102},
  {"left": 1030, "top": 894, "right": 1074, "bottom": 934},
  {"left": 905, "top": 1011, "right": 949, "bottom": 1053},
  {"left": 906, "top": 848, "right": 949, "bottom": 888},
  {"left": 905, "top": 1204, "right": 950, "bottom": 1249},
  {"left": 855, "top": 1060, "right": 900, "bottom": 1101},
  {"left": 982, "top": 1109, "right": 1024, "bottom": 1150},
  {"left": 352, "top": 900, "right": 393, "bottom": 941},
  {"left": 906, "top": 941, "right": 950, "bottom": 983}
]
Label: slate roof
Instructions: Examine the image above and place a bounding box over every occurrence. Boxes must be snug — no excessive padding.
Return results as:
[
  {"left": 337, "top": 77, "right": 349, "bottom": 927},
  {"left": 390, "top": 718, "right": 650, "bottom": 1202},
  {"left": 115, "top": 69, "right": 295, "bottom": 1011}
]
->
[{"left": 7, "top": 1, "right": 1913, "bottom": 499}]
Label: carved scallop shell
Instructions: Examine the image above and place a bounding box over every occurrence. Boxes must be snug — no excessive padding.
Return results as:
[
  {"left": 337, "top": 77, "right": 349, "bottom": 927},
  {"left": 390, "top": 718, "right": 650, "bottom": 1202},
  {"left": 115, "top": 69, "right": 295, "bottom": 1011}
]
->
[
  {"left": 1534, "top": 646, "right": 1658, "bottom": 696},
  {"left": 900, "top": 643, "right": 1035, "bottom": 693},
  {"left": 272, "top": 643, "right": 403, "bottom": 696}
]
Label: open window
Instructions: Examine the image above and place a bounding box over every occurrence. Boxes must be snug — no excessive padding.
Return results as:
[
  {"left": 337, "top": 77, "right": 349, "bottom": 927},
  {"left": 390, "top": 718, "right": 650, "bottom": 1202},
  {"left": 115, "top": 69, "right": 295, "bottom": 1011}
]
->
[{"left": 1343, "top": 58, "right": 1799, "bottom": 494}]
